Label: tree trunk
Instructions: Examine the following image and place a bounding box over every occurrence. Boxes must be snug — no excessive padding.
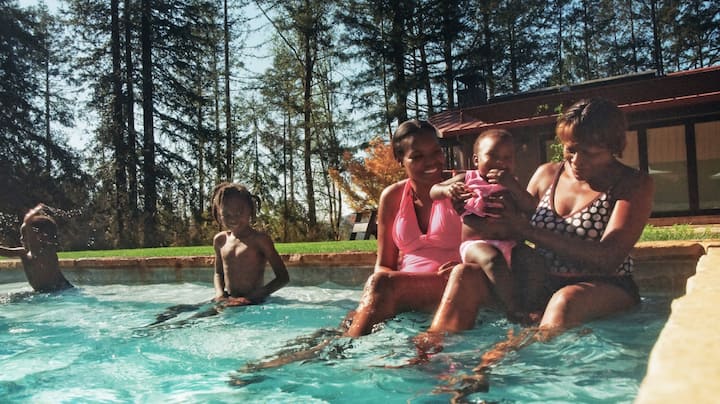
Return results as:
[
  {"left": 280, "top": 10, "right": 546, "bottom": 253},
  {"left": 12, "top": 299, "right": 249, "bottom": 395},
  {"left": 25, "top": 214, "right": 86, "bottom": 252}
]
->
[
  {"left": 111, "top": 0, "right": 128, "bottom": 246},
  {"left": 223, "top": 0, "right": 232, "bottom": 181},
  {"left": 124, "top": 0, "right": 139, "bottom": 244},
  {"left": 302, "top": 29, "right": 317, "bottom": 231},
  {"left": 141, "top": 0, "right": 157, "bottom": 246}
]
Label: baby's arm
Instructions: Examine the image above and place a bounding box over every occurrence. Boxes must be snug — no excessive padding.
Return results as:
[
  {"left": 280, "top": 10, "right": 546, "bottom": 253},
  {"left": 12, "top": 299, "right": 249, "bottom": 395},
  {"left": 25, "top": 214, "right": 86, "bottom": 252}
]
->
[
  {"left": 0, "top": 246, "right": 26, "bottom": 258},
  {"left": 430, "top": 172, "right": 470, "bottom": 202},
  {"left": 212, "top": 233, "right": 227, "bottom": 301},
  {"left": 247, "top": 234, "right": 289, "bottom": 302}
]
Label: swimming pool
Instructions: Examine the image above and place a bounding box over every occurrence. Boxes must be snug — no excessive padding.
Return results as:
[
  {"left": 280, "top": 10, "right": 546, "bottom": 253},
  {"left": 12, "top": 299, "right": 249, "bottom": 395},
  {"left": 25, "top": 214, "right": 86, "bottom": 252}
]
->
[{"left": 0, "top": 281, "right": 670, "bottom": 403}]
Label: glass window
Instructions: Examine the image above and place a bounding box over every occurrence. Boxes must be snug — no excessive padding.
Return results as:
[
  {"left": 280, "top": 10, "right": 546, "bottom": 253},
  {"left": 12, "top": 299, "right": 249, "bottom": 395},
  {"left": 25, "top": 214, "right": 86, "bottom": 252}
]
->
[
  {"left": 647, "top": 125, "right": 688, "bottom": 212},
  {"left": 695, "top": 121, "right": 720, "bottom": 209},
  {"left": 618, "top": 131, "right": 639, "bottom": 169}
]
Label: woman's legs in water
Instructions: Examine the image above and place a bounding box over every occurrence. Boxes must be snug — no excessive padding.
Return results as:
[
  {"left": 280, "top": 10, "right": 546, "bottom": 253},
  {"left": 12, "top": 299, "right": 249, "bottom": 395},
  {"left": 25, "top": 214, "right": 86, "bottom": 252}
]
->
[
  {"left": 539, "top": 280, "right": 638, "bottom": 333},
  {"left": 345, "top": 271, "right": 449, "bottom": 337}
]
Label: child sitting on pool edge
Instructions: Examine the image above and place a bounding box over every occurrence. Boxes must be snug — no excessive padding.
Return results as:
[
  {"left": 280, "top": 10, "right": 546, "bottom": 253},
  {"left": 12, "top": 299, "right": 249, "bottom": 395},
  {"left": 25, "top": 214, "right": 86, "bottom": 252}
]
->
[
  {"left": 211, "top": 182, "right": 289, "bottom": 306},
  {"left": 0, "top": 203, "right": 73, "bottom": 293}
]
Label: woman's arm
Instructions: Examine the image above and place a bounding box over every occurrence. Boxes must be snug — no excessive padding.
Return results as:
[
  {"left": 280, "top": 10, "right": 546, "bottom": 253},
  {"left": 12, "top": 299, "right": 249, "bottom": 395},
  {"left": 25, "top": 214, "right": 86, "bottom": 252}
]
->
[
  {"left": 515, "top": 168, "right": 654, "bottom": 274},
  {"left": 0, "top": 246, "right": 26, "bottom": 258},
  {"left": 374, "top": 182, "right": 403, "bottom": 273}
]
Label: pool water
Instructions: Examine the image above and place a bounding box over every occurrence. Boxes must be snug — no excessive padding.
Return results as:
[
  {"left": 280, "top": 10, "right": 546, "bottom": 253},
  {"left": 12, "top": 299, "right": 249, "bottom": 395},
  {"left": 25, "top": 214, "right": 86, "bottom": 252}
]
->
[{"left": 0, "top": 282, "right": 670, "bottom": 403}]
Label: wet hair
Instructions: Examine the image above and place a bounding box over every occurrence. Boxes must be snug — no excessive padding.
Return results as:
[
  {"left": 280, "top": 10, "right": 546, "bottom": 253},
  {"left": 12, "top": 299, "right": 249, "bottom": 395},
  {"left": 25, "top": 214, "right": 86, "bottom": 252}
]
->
[
  {"left": 473, "top": 129, "right": 514, "bottom": 154},
  {"left": 23, "top": 214, "right": 59, "bottom": 246},
  {"left": 211, "top": 182, "right": 261, "bottom": 225},
  {"left": 556, "top": 98, "right": 627, "bottom": 156},
  {"left": 391, "top": 119, "right": 441, "bottom": 162}
]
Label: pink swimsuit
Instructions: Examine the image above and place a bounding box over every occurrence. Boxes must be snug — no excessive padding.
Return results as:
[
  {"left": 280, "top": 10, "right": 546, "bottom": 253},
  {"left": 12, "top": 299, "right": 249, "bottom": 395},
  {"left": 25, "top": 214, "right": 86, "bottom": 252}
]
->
[
  {"left": 392, "top": 180, "right": 462, "bottom": 273},
  {"left": 459, "top": 170, "right": 516, "bottom": 267}
]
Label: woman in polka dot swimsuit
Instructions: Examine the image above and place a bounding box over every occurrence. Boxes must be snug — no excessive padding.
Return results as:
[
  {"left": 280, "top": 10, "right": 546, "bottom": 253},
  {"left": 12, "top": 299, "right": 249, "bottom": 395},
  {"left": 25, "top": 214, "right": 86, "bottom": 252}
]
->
[
  {"left": 432, "top": 97, "right": 654, "bottom": 338},
  {"left": 509, "top": 97, "right": 654, "bottom": 334}
]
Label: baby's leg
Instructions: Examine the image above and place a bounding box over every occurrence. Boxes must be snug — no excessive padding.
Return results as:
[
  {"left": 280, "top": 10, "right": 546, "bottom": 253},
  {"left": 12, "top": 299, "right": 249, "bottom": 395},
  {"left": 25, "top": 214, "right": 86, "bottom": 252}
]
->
[{"left": 463, "top": 242, "right": 518, "bottom": 315}]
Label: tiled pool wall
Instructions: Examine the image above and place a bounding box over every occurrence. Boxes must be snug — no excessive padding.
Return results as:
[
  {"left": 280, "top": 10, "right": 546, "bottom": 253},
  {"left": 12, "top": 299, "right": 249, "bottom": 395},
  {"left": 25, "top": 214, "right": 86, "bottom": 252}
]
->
[
  {"left": 0, "top": 243, "right": 708, "bottom": 293},
  {"left": 1, "top": 241, "right": 718, "bottom": 403}
]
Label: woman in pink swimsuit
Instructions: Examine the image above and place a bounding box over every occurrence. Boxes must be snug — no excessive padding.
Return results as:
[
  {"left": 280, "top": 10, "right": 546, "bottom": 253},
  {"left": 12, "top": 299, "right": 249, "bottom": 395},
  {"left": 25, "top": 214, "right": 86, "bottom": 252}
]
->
[{"left": 345, "top": 119, "right": 495, "bottom": 337}]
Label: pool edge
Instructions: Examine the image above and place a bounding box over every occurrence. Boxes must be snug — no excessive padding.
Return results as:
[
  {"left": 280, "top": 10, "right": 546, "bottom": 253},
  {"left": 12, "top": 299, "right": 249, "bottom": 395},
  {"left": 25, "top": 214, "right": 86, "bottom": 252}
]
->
[{"left": 635, "top": 242, "right": 720, "bottom": 404}]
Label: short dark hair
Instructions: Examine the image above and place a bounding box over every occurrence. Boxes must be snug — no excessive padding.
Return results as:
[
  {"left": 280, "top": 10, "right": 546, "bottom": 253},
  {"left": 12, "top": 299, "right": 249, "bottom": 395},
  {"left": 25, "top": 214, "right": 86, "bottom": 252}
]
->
[
  {"left": 473, "top": 129, "right": 514, "bottom": 154},
  {"left": 211, "top": 182, "right": 260, "bottom": 225},
  {"left": 556, "top": 98, "right": 627, "bottom": 156},
  {"left": 391, "top": 119, "right": 440, "bottom": 162}
]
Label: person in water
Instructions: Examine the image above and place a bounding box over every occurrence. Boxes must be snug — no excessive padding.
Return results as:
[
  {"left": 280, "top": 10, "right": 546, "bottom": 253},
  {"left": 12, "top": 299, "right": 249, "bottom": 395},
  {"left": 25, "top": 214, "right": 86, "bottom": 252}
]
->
[
  {"left": 430, "top": 129, "right": 540, "bottom": 317},
  {"left": 0, "top": 203, "right": 73, "bottom": 293},
  {"left": 436, "top": 97, "right": 654, "bottom": 396},
  {"left": 146, "top": 183, "right": 289, "bottom": 328},
  {"left": 211, "top": 182, "right": 289, "bottom": 305}
]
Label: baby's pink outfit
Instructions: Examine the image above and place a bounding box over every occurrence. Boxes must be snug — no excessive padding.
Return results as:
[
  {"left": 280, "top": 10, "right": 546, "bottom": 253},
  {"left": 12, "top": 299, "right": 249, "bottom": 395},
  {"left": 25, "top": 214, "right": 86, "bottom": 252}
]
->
[
  {"left": 392, "top": 180, "right": 462, "bottom": 273},
  {"left": 459, "top": 170, "right": 516, "bottom": 267}
]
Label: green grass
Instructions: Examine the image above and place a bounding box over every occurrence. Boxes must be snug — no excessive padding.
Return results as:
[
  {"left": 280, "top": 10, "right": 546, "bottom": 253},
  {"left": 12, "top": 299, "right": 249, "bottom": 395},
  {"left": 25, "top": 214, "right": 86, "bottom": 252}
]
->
[
  {"left": 3, "top": 224, "right": 712, "bottom": 260},
  {"left": 639, "top": 224, "right": 716, "bottom": 242},
  {"left": 56, "top": 239, "right": 378, "bottom": 259}
]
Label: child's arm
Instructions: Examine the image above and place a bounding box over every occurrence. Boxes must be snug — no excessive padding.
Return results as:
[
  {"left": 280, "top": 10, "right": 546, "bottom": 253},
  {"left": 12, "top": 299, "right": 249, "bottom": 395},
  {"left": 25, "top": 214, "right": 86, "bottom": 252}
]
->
[
  {"left": 0, "top": 246, "right": 26, "bottom": 258},
  {"left": 430, "top": 173, "right": 469, "bottom": 201},
  {"left": 212, "top": 234, "right": 227, "bottom": 301},
  {"left": 247, "top": 234, "right": 289, "bottom": 302}
]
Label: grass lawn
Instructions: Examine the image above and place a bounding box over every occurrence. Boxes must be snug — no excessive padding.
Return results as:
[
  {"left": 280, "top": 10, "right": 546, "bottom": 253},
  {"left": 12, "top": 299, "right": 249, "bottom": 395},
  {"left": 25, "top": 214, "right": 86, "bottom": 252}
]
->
[
  {"left": 56, "top": 239, "right": 378, "bottom": 259},
  {"left": 3, "top": 224, "right": 712, "bottom": 260}
]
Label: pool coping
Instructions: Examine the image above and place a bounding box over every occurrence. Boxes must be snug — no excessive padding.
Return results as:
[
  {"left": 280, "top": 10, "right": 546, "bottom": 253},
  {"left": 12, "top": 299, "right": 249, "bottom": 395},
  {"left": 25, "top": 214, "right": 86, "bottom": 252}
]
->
[{"left": 1, "top": 240, "right": 719, "bottom": 402}]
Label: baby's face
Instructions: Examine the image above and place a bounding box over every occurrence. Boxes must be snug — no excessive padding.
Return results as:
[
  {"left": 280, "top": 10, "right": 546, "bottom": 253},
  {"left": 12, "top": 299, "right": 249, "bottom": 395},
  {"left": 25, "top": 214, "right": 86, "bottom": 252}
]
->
[{"left": 473, "top": 136, "right": 515, "bottom": 175}]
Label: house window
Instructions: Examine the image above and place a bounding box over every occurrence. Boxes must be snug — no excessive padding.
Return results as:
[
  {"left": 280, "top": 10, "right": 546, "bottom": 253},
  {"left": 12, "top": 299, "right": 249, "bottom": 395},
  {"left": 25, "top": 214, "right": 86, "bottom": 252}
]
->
[
  {"left": 695, "top": 121, "right": 720, "bottom": 209},
  {"left": 647, "top": 125, "right": 689, "bottom": 212},
  {"left": 618, "top": 131, "right": 639, "bottom": 169}
]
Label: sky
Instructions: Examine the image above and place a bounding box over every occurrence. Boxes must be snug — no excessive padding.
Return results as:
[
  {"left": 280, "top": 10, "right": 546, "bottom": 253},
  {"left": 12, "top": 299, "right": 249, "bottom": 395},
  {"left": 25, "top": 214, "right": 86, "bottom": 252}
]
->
[{"left": 15, "top": 0, "right": 274, "bottom": 152}]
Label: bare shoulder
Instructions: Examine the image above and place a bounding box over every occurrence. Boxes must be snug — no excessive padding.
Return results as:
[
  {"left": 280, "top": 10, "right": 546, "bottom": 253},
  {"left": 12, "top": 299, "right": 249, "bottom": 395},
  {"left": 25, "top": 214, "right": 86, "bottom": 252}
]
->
[
  {"left": 380, "top": 179, "right": 406, "bottom": 202},
  {"left": 213, "top": 231, "right": 228, "bottom": 247},
  {"left": 528, "top": 162, "right": 562, "bottom": 196},
  {"left": 614, "top": 164, "right": 654, "bottom": 201}
]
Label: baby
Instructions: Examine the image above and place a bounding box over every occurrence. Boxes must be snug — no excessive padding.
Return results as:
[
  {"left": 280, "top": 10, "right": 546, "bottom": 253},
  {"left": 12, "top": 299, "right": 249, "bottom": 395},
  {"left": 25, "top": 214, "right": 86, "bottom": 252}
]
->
[{"left": 431, "top": 129, "right": 537, "bottom": 315}]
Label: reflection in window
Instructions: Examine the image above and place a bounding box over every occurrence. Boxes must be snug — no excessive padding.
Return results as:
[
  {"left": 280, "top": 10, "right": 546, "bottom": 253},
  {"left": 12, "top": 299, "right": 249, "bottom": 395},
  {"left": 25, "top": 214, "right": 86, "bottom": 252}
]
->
[
  {"left": 695, "top": 121, "right": 720, "bottom": 209},
  {"left": 647, "top": 125, "right": 688, "bottom": 212}
]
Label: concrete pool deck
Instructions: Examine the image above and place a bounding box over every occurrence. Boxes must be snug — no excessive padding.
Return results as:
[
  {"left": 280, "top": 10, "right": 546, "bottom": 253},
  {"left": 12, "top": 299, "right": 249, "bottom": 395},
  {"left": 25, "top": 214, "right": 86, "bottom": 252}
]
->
[{"left": 1, "top": 240, "right": 718, "bottom": 402}]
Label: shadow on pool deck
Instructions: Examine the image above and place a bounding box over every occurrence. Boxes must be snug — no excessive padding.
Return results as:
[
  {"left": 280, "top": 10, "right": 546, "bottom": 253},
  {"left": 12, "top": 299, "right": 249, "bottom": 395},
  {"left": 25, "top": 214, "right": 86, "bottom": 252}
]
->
[{"left": 1, "top": 240, "right": 719, "bottom": 403}]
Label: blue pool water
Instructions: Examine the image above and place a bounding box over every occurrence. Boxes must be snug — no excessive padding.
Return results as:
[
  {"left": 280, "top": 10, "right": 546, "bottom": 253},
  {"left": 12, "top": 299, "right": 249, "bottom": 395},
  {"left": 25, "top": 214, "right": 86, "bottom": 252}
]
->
[{"left": 0, "top": 281, "right": 670, "bottom": 403}]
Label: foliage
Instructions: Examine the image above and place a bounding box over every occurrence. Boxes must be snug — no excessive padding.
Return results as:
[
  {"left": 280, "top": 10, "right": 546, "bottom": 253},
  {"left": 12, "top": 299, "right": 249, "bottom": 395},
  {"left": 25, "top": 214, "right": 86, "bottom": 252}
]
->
[
  {"left": 1, "top": 0, "right": 719, "bottom": 248},
  {"left": 329, "top": 137, "right": 405, "bottom": 212}
]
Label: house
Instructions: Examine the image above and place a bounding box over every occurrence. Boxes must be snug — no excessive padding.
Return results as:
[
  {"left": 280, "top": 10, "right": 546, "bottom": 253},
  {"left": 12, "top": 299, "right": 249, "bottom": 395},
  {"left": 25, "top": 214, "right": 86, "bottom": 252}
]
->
[{"left": 429, "top": 66, "right": 720, "bottom": 223}]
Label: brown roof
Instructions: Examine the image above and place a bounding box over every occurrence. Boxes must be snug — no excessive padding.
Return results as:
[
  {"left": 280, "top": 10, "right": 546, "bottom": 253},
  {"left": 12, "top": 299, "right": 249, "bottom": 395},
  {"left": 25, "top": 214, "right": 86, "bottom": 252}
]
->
[{"left": 430, "top": 66, "right": 720, "bottom": 138}]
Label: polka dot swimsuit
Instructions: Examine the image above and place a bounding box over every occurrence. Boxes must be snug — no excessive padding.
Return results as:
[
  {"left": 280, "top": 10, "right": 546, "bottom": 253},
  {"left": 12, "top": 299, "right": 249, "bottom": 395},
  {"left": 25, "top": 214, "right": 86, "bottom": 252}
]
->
[{"left": 530, "top": 165, "right": 633, "bottom": 276}]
